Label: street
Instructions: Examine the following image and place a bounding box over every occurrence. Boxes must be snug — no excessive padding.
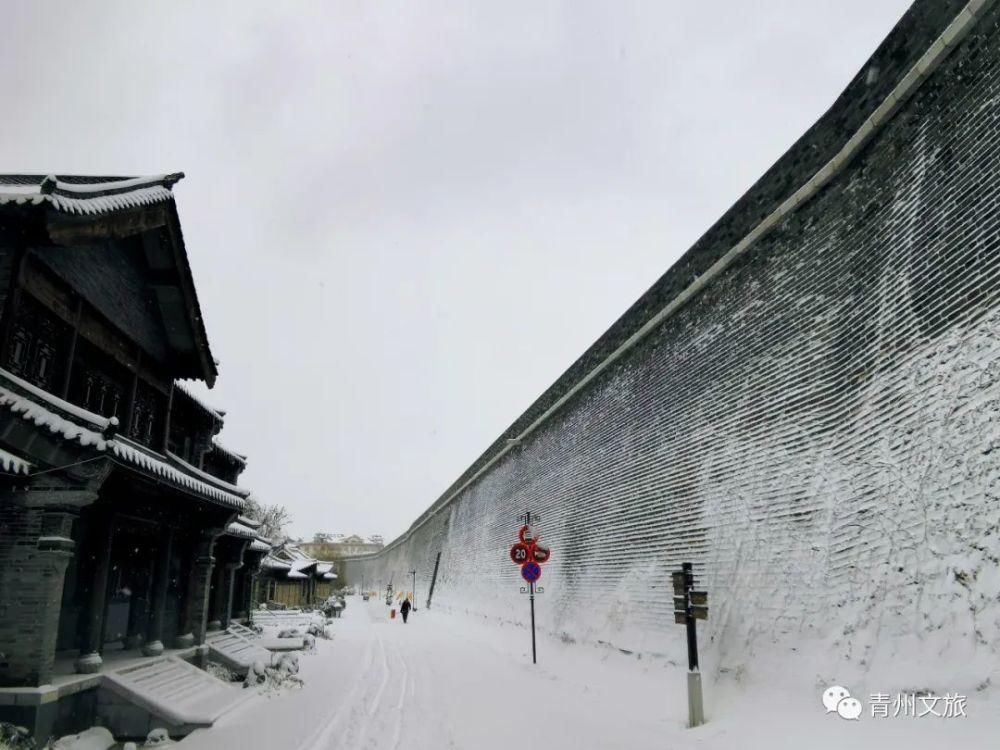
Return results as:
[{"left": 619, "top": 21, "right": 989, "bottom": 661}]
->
[{"left": 180, "top": 597, "right": 670, "bottom": 750}]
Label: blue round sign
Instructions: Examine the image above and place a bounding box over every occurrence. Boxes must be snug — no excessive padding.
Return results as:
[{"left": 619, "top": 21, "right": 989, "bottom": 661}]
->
[{"left": 521, "top": 561, "right": 542, "bottom": 583}]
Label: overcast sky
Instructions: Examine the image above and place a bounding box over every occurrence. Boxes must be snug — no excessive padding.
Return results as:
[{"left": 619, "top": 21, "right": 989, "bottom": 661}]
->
[{"left": 0, "top": 1, "right": 911, "bottom": 543}]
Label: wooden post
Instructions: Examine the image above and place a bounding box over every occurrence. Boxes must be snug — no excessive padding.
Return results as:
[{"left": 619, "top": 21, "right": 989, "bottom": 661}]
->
[
  {"left": 76, "top": 516, "right": 115, "bottom": 674},
  {"left": 143, "top": 527, "right": 173, "bottom": 655}
]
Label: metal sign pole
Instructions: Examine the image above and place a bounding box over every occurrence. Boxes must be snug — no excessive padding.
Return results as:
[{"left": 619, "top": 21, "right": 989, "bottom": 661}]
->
[
  {"left": 674, "top": 562, "right": 706, "bottom": 728},
  {"left": 530, "top": 579, "right": 537, "bottom": 665}
]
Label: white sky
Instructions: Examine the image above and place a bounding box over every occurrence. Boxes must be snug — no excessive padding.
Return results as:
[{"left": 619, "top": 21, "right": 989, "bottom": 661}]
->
[{"left": 0, "top": 1, "right": 911, "bottom": 543}]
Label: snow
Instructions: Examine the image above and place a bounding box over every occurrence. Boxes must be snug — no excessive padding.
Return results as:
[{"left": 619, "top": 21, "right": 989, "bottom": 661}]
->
[
  {"left": 177, "top": 599, "right": 1000, "bottom": 750},
  {"left": 0, "top": 446, "right": 31, "bottom": 475},
  {"left": 113, "top": 440, "right": 246, "bottom": 510},
  {"left": 0, "top": 183, "right": 175, "bottom": 216},
  {"left": 261, "top": 558, "right": 292, "bottom": 572},
  {"left": 226, "top": 522, "right": 258, "bottom": 540},
  {"left": 0, "top": 365, "right": 109, "bottom": 430},
  {"left": 173, "top": 380, "right": 225, "bottom": 421},
  {"left": 47, "top": 174, "right": 171, "bottom": 194},
  {"left": 166, "top": 449, "right": 251, "bottom": 497},
  {"left": 213, "top": 438, "right": 248, "bottom": 464},
  {"left": 0, "top": 370, "right": 247, "bottom": 510}
]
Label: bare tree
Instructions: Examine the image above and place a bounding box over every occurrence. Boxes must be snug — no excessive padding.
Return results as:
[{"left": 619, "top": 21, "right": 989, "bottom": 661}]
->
[{"left": 243, "top": 494, "right": 292, "bottom": 542}]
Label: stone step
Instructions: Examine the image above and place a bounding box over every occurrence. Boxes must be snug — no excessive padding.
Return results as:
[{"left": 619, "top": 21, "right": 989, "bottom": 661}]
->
[
  {"left": 103, "top": 656, "right": 251, "bottom": 729},
  {"left": 204, "top": 630, "right": 273, "bottom": 673}
]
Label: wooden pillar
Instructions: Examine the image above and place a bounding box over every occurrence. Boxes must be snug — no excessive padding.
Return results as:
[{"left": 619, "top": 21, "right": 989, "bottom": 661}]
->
[
  {"left": 175, "top": 533, "right": 216, "bottom": 647},
  {"left": 76, "top": 515, "right": 115, "bottom": 674},
  {"left": 206, "top": 557, "right": 226, "bottom": 632},
  {"left": 142, "top": 526, "right": 173, "bottom": 656},
  {"left": 222, "top": 563, "right": 239, "bottom": 628}
]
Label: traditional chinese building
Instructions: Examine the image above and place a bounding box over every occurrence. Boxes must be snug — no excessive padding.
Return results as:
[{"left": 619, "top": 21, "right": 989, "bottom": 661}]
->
[
  {"left": 257, "top": 543, "right": 337, "bottom": 608},
  {"left": 300, "top": 533, "right": 383, "bottom": 560},
  {"left": 0, "top": 174, "right": 266, "bottom": 739}
]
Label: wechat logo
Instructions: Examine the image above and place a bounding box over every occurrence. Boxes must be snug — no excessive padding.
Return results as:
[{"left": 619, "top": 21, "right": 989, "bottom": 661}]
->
[{"left": 823, "top": 685, "right": 862, "bottom": 720}]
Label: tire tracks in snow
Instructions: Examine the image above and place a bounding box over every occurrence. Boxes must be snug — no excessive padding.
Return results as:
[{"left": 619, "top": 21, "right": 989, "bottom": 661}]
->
[
  {"left": 294, "top": 628, "right": 376, "bottom": 750},
  {"left": 389, "top": 640, "right": 410, "bottom": 750}
]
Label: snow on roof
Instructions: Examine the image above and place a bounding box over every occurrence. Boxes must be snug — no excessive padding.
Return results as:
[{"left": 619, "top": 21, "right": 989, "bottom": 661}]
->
[
  {"left": 173, "top": 380, "right": 225, "bottom": 422},
  {"left": 322, "top": 572, "right": 337, "bottom": 580},
  {"left": 0, "top": 447, "right": 31, "bottom": 475},
  {"left": 0, "top": 174, "right": 181, "bottom": 216},
  {"left": 112, "top": 440, "right": 246, "bottom": 510},
  {"left": 261, "top": 557, "right": 291, "bottom": 571},
  {"left": 282, "top": 546, "right": 315, "bottom": 562},
  {"left": 226, "top": 521, "right": 258, "bottom": 540},
  {"left": 286, "top": 570, "right": 308, "bottom": 580},
  {"left": 0, "top": 365, "right": 112, "bottom": 433},
  {"left": 166, "top": 450, "right": 250, "bottom": 497},
  {"left": 0, "top": 374, "right": 109, "bottom": 450},
  {"left": 237, "top": 514, "right": 260, "bottom": 529},
  {"left": 315, "top": 563, "right": 333, "bottom": 575},
  {"left": 249, "top": 539, "right": 271, "bottom": 553},
  {"left": 0, "top": 367, "right": 247, "bottom": 510},
  {"left": 290, "top": 559, "right": 318, "bottom": 574},
  {"left": 211, "top": 438, "right": 247, "bottom": 465}
]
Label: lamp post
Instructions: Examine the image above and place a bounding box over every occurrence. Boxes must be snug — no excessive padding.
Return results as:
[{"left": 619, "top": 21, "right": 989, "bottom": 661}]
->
[{"left": 409, "top": 569, "right": 417, "bottom": 611}]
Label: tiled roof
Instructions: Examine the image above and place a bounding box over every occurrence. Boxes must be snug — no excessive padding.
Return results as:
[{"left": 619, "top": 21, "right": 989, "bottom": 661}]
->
[
  {"left": 0, "top": 447, "right": 31, "bottom": 475},
  {"left": 226, "top": 521, "right": 258, "bottom": 540},
  {"left": 261, "top": 557, "right": 291, "bottom": 572},
  {"left": 211, "top": 438, "right": 247, "bottom": 466},
  {"left": 0, "top": 174, "right": 183, "bottom": 216},
  {"left": 0, "top": 367, "right": 247, "bottom": 510},
  {"left": 173, "top": 381, "right": 225, "bottom": 422},
  {"left": 249, "top": 539, "right": 271, "bottom": 553}
]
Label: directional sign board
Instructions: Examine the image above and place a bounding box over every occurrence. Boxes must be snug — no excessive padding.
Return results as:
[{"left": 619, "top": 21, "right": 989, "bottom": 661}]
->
[{"left": 521, "top": 561, "right": 542, "bottom": 583}]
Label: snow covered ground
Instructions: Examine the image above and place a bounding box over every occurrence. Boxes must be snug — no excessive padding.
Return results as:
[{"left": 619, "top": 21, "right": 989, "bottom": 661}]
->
[{"left": 179, "top": 598, "right": 999, "bottom": 750}]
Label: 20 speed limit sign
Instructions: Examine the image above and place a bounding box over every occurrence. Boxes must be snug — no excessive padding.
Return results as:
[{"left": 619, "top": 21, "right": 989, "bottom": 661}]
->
[{"left": 509, "top": 542, "right": 530, "bottom": 564}]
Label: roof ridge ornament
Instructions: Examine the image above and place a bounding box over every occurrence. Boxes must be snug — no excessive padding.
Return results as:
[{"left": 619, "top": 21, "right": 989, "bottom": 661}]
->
[{"left": 39, "top": 175, "right": 57, "bottom": 195}]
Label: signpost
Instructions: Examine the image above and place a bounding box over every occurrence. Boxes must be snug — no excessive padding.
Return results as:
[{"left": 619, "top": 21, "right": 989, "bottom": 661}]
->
[
  {"left": 509, "top": 511, "right": 551, "bottom": 664},
  {"left": 673, "top": 562, "right": 708, "bottom": 728}
]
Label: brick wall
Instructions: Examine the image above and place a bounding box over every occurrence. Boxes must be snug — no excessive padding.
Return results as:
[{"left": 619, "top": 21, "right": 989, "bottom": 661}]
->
[
  {"left": 0, "top": 505, "right": 73, "bottom": 686},
  {"left": 346, "top": 2, "right": 1000, "bottom": 680}
]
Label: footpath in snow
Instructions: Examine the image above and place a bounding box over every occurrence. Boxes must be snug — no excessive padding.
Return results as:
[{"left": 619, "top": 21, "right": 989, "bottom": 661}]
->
[{"left": 179, "top": 598, "right": 998, "bottom": 750}]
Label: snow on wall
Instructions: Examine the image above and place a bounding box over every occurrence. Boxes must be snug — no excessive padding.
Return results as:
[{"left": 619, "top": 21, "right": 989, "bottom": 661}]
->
[{"left": 346, "top": 6, "right": 1000, "bottom": 686}]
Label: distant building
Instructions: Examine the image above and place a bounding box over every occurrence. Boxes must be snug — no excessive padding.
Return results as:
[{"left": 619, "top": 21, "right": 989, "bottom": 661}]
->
[
  {"left": 257, "top": 543, "right": 337, "bottom": 607},
  {"left": 300, "top": 534, "right": 383, "bottom": 559}
]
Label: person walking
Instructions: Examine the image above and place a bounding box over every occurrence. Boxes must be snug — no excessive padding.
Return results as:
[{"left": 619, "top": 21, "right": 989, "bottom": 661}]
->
[{"left": 400, "top": 597, "right": 412, "bottom": 624}]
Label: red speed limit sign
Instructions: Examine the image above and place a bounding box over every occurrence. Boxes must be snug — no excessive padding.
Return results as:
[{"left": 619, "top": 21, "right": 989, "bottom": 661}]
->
[{"left": 510, "top": 542, "right": 530, "bottom": 564}]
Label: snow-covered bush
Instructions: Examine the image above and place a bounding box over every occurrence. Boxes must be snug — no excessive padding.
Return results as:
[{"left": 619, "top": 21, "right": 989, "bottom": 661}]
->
[
  {"left": 0, "top": 723, "right": 33, "bottom": 749},
  {"left": 206, "top": 661, "right": 239, "bottom": 682},
  {"left": 142, "top": 728, "right": 173, "bottom": 746}
]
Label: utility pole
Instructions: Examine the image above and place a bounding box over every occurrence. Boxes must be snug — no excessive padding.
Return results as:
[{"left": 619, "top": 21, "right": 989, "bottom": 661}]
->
[{"left": 409, "top": 569, "right": 417, "bottom": 611}]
